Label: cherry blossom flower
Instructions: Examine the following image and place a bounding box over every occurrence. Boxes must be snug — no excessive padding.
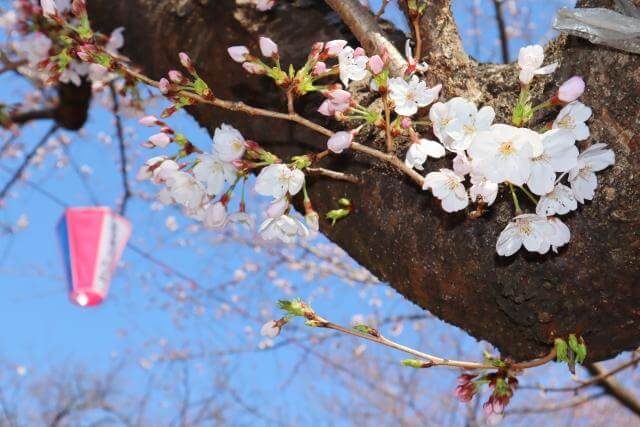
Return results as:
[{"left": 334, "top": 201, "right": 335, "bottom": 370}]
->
[
  {"left": 430, "top": 98, "right": 473, "bottom": 149},
  {"left": 166, "top": 171, "right": 207, "bottom": 210},
  {"left": 569, "top": 143, "right": 615, "bottom": 203},
  {"left": 404, "top": 39, "right": 429, "bottom": 74},
  {"left": 105, "top": 27, "right": 125, "bottom": 56},
  {"left": 553, "top": 102, "right": 592, "bottom": 141},
  {"left": 261, "top": 320, "right": 281, "bottom": 338},
  {"left": 527, "top": 129, "right": 578, "bottom": 196},
  {"left": 14, "top": 32, "right": 52, "bottom": 66},
  {"left": 496, "top": 214, "right": 555, "bottom": 256},
  {"left": 327, "top": 131, "right": 353, "bottom": 154},
  {"left": 536, "top": 183, "right": 578, "bottom": 216},
  {"left": 557, "top": 76, "right": 585, "bottom": 103},
  {"left": 59, "top": 61, "right": 89, "bottom": 86},
  {"left": 469, "top": 174, "right": 499, "bottom": 206},
  {"left": 40, "top": 0, "right": 58, "bottom": 17},
  {"left": 255, "top": 164, "right": 305, "bottom": 199},
  {"left": 468, "top": 124, "right": 539, "bottom": 186},
  {"left": 404, "top": 139, "right": 445, "bottom": 171},
  {"left": 255, "top": 0, "right": 275, "bottom": 11},
  {"left": 145, "top": 132, "right": 171, "bottom": 148},
  {"left": 452, "top": 151, "right": 473, "bottom": 176},
  {"left": 338, "top": 46, "right": 368, "bottom": 87},
  {"left": 325, "top": 40, "right": 347, "bottom": 57},
  {"left": 228, "top": 46, "right": 250, "bottom": 63},
  {"left": 259, "top": 37, "right": 278, "bottom": 58},
  {"left": 547, "top": 217, "right": 571, "bottom": 253},
  {"left": 423, "top": 168, "right": 469, "bottom": 213},
  {"left": 213, "top": 124, "right": 246, "bottom": 162},
  {"left": 517, "top": 44, "right": 558, "bottom": 85},
  {"left": 388, "top": 76, "right": 441, "bottom": 116},
  {"left": 445, "top": 102, "right": 495, "bottom": 151},
  {"left": 228, "top": 211, "right": 256, "bottom": 230},
  {"left": 203, "top": 202, "right": 228, "bottom": 230},
  {"left": 318, "top": 89, "right": 351, "bottom": 117},
  {"left": 193, "top": 154, "right": 237, "bottom": 196},
  {"left": 265, "top": 197, "right": 288, "bottom": 219},
  {"left": 0, "top": 11, "right": 17, "bottom": 30},
  {"left": 259, "top": 214, "right": 309, "bottom": 243},
  {"left": 305, "top": 211, "right": 320, "bottom": 233},
  {"left": 136, "top": 156, "right": 178, "bottom": 183},
  {"left": 368, "top": 55, "right": 384, "bottom": 75},
  {"left": 139, "top": 115, "right": 160, "bottom": 127}
]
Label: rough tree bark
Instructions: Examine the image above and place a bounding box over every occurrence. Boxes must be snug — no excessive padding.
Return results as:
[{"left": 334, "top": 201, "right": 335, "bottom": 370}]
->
[{"left": 84, "top": 0, "right": 639, "bottom": 362}]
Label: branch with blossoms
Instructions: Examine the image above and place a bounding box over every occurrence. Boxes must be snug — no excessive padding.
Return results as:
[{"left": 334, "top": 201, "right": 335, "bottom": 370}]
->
[
  {"left": 26, "top": 0, "right": 617, "bottom": 253},
  {"left": 262, "top": 297, "right": 596, "bottom": 419}
]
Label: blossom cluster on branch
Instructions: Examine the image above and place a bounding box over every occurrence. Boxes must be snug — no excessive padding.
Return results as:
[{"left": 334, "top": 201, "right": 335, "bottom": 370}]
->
[{"left": 20, "top": 0, "right": 616, "bottom": 256}]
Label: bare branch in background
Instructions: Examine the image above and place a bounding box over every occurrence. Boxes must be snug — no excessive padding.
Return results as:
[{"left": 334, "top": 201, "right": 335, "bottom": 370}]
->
[
  {"left": 109, "top": 84, "right": 132, "bottom": 216},
  {"left": 0, "top": 124, "right": 58, "bottom": 201},
  {"left": 493, "top": 0, "right": 510, "bottom": 63},
  {"left": 586, "top": 361, "right": 640, "bottom": 417}
]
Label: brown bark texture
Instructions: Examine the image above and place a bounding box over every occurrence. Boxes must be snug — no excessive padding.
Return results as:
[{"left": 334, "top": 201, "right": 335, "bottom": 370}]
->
[{"left": 84, "top": 0, "right": 640, "bottom": 362}]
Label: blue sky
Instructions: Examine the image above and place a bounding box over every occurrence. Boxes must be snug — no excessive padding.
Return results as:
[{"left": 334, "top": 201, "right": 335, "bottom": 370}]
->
[{"left": 2, "top": 1, "right": 635, "bottom": 425}]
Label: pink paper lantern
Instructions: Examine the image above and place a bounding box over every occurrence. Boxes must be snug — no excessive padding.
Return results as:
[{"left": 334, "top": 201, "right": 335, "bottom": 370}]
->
[{"left": 57, "top": 207, "right": 131, "bottom": 307}]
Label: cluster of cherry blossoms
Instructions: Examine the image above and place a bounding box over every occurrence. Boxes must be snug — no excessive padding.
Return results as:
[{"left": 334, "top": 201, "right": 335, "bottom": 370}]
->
[
  {"left": 420, "top": 45, "right": 614, "bottom": 256},
  {"left": 28, "top": 0, "right": 614, "bottom": 256},
  {"left": 141, "top": 33, "right": 616, "bottom": 255},
  {"left": 136, "top": 116, "right": 313, "bottom": 244},
  {"left": 0, "top": 0, "right": 125, "bottom": 90}
]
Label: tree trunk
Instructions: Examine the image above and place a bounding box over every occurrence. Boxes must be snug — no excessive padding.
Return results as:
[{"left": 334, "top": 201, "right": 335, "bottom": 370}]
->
[{"left": 85, "top": 0, "right": 640, "bottom": 362}]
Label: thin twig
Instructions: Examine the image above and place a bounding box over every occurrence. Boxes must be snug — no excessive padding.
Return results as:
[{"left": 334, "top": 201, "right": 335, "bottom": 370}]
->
[
  {"left": 508, "top": 393, "right": 605, "bottom": 415},
  {"left": 382, "top": 94, "right": 394, "bottom": 153},
  {"left": 305, "top": 167, "right": 361, "bottom": 184},
  {"left": 411, "top": 17, "right": 422, "bottom": 63},
  {"left": 0, "top": 124, "right": 59, "bottom": 201},
  {"left": 118, "top": 62, "right": 426, "bottom": 189},
  {"left": 375, "top": 0, "right": 390, "bottom": 18},
  {"left": 109, "top": 84, "right": 131, "bottom": 216},
  {"left": 311, "top": 314, "right": 557, "bottom": 372}
]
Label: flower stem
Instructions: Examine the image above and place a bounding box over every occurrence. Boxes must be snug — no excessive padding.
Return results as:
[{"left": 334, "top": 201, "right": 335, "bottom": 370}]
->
[
  {"left": 518, "top": 185, "right": 539, "bottom": 205},
  {"left": 509, "top": 183, "right": 522, "bottom": 215}
]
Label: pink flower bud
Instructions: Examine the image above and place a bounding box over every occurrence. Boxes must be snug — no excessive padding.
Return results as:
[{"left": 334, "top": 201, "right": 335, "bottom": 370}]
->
[
  {"left": 178, "top": 52, "right": 194, "bottom": 73},
  {"left": 159, "top": 78, "right": 171, "bottom": 94},
  {"left": 228, "top": 46, "right": 249, "bottom": 63},
  {"left": 368, "top": 55, "right": 384, "bottom": 75},
  {"left": 328, "top": 89, "right": 351, "bottom": 104},
  {"left": 147, "top": 133, "right": 171, "bottom": 148},
  {"left": 259, "top": 36, "right": 279, "bottom": 58},
  {"left": 242, "top": 62, "right": 265, "bottom": 75},
  {"left": 318, "top": 100, "right": 334, "bottom": 117},
  {"left": 312, "top": 61, "right": 327, "bottom": 75},
  {"left": 168, "top": 70, "right": 185, "bottom": 83},
  {"left": 327, "top": 131, "right": 353, "bottom": 154},
  {"left": 354, "top": 47, "right": 366, "bottom": 57},
  {"left": 401, "top": 117, "right": 412, "bottom": 129},
  {"left": 325, "top": 40, "right": 347, "bottom": 57},
  {"left": 557, "top": 76, "right": 585, "bottom": 103},
  {"left": 139, "top": 115, "right": 159, "bottom": 127}
]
